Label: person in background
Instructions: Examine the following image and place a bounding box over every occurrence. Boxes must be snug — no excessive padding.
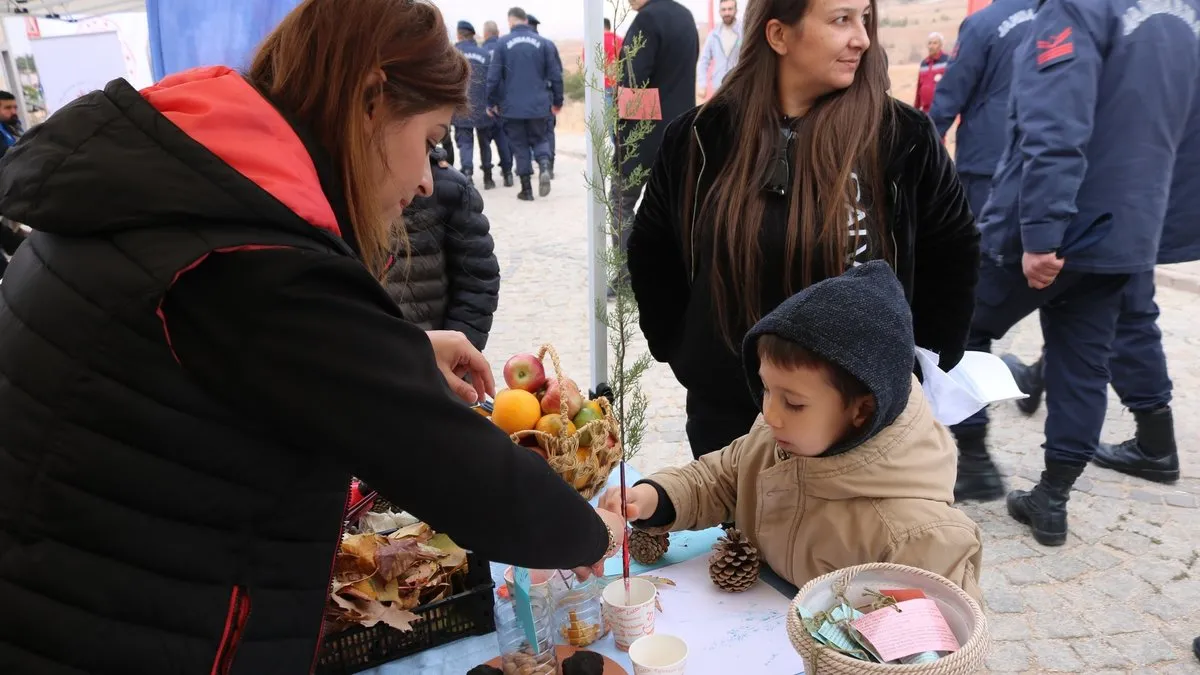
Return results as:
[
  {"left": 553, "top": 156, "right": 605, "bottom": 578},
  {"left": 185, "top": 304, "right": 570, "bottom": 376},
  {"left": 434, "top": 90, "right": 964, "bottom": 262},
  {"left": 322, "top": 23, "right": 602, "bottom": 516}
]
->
[
  {"left": 453, "top": 21, "right": 496, "bottom": 188},
  {"left": 929, "top": 0, "right": 1035, "bottom": 218},
  {"left": 698, "top": 0, "right": 742, "bottom": 101},
  {"left": 581, "top": 19, "right": 624, "bottom": 111},
  {"left": 487, "top": 6, "right": 562, "bottom": 201},
  {"left": 0, "top": 1, "right": 624, "bottom": 671},
  {"left": 950, "top": 0, "right": 1198, "bottom": 547},
  {"left": 528, "top": 15, "right": 560, "bottom": 179},
  {"left": 602, "top": 263, "right": 984, "bottom": 602},
  {"left": 1001, "top": 71, "right": 1200, "bottom": 487},
  {"left": 481, "top": 20, "right": 515, "bottom": 189},
  {"left": 914, "top": 32, "right": 949, "bottom": 114},
  {"left": 0, "top": 91, "right": 21, "bottom": 152},
  {"left": 613, "top": 0, "right": 699, "bottom": 287},
  {"left": 627, "top": 0, "right": 978, "bottom": 459},
  {"left": 387, "top": 147, "right": 500, "bottom": 350}
]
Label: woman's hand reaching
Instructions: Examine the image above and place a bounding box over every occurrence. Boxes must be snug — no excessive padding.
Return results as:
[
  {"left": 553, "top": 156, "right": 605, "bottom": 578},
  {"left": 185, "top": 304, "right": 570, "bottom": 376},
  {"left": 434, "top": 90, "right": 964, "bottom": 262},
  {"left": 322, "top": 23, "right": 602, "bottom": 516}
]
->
[
  {"left": 425, "top": 330, "right": 495, "bottom": 404},
  {"left": 570, "top": 507, "right": 629, "bottom": 581}
]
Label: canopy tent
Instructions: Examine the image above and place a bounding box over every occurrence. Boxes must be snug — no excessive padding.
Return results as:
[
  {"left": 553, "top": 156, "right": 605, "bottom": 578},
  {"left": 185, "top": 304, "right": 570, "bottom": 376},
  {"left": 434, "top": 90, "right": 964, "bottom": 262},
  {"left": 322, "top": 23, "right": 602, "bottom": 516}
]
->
[{"left": 0, "top": 0, "right": 144, "bottom": 17}]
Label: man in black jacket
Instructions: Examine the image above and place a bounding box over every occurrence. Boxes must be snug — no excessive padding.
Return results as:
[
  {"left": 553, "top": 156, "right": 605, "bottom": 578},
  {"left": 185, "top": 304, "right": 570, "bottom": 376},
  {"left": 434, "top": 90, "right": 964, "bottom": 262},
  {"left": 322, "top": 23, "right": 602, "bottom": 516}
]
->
[
  {"left": 613, "top": 0, "right": 699, "bottom": 277},
  {"left": 387, "top": 149, "right": 500, "bottom": 350}
]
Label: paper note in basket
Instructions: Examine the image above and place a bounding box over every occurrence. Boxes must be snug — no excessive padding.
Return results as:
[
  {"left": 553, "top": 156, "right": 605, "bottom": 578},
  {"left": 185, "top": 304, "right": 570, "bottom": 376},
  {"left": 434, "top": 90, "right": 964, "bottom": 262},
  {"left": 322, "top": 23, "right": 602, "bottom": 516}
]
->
[
  {"left": 849, "top": 598, "right": 960, "bottom": 663},
  {"left": 798, "top": 603, "right": 865, "bottom": 654}
]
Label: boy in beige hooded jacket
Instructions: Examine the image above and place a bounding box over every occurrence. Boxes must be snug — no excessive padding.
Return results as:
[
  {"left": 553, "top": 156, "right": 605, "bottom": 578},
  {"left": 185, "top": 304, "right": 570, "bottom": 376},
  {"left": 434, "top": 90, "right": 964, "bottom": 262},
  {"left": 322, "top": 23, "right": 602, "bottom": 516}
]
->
[{"left": 601, "top": 262, "right": 984, "bottom": 602}]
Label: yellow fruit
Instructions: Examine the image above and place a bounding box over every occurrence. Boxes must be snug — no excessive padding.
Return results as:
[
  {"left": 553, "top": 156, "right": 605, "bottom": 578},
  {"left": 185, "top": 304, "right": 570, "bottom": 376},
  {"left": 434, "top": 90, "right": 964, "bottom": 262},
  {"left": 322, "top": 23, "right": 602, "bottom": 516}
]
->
[
  {"left": 534, "top": 414, "right": 577, "bottom": 447},
  {"left": 491, "top": 389, "right": 542, "bottom": 434},
  {"left": 584, "top": 400, "right": 603, "bottom": 416}
]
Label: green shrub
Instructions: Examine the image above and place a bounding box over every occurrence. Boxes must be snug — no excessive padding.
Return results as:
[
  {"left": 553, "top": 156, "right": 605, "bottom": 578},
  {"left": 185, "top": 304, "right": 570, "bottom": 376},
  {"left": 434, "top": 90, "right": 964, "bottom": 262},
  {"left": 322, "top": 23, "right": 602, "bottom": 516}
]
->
[{"left": 564, "top": 70, "right": 586, "bottom": 103}]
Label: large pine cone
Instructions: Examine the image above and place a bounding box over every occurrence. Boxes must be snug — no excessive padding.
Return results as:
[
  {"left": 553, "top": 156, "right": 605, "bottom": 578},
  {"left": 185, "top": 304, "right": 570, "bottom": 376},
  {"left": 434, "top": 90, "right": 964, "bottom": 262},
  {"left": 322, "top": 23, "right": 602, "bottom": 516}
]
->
[
  {"left": 629, "top": 529, "right": 670, "bottom": 565},
  {"left": 709, "top": 527, "right": 760, "bottom": 592}
]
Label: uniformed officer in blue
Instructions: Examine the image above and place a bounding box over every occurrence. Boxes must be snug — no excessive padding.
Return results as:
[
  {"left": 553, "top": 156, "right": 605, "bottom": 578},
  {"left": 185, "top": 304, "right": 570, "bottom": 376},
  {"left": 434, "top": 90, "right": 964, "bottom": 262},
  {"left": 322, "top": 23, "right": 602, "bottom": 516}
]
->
[
  {"left": 950, "top": 0, "right": 1200, "bottom": 548},
  {"left": 453, "top": 21, "right": 495, "bottom": 188},
  {"left": 1004, "top": 70, "right": 1200, "bottom": 487},
  {"left": 487, "top": 6, "right": 564, "bottom": 201},
  {"left": 528, "top": 15, "right": 561, "bottom": 180},
  {"left": 930, "top": 0, "right": 1037, "bottom": 217},
  {"left": 481, "top": 21, "right": 514, "bottom": 188}
]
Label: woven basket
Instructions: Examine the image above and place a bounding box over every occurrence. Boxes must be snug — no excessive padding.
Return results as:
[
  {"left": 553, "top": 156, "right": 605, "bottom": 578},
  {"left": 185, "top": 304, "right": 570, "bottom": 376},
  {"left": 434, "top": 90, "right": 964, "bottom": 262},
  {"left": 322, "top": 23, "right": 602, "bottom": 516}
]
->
[
  {"left": 509, "top": 344, "right": 622, "bottom": 500},
  {"left": 786, "top": 563, "right": 989, "bottom": 675}
]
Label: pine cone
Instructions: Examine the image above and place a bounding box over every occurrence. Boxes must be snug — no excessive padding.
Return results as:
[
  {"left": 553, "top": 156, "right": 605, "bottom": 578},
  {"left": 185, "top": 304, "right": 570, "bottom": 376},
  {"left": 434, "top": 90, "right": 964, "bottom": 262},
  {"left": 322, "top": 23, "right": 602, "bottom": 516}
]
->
[
  {"left": 629, "top": 529, "right": 670, "bottom": 565},
  {"left": 709, "top": 527, "right": 760, "bottom": 593}
]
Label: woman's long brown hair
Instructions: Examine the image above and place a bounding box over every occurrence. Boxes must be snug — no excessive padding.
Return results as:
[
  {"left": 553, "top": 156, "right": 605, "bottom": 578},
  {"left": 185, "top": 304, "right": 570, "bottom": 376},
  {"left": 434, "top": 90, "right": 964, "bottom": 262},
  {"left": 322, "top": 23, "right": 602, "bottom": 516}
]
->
[
  {"left": 683, "top": 0, "right": 893, "bottom": 348},
  {"left": 248, "top": 0, "right": 469, "bottom": 278}
]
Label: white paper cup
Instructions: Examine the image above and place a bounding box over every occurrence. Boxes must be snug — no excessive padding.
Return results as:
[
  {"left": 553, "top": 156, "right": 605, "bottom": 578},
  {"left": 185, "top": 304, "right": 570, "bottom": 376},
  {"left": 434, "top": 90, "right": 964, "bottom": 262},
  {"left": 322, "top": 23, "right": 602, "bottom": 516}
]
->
[
  {"left": 629, "top": 634, "right": 688, "bottom": 674},
  {"left": 602, "top": 577, "right": 657, "bottom": 651}
]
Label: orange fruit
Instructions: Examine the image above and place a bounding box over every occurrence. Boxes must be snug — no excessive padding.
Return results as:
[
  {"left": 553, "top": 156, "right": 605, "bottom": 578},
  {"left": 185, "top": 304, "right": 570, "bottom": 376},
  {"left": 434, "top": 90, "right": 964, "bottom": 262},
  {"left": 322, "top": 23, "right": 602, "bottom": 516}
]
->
[
  {"left": 584, "top": 400, "right": 603, "bottom": 416},
  {"left": 491, "top": 389, "right": 542, "bottom": 434},
  {"left": 534, "top": 414, "right": 577, "bottom": 446}
]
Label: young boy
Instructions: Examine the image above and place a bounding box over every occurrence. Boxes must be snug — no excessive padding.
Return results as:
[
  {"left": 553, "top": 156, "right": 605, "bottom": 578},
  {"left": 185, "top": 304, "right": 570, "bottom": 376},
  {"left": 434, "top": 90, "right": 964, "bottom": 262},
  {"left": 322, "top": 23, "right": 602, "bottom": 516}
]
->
[{"left": 601, "top": 261, "right": 984, "bottom": 601}]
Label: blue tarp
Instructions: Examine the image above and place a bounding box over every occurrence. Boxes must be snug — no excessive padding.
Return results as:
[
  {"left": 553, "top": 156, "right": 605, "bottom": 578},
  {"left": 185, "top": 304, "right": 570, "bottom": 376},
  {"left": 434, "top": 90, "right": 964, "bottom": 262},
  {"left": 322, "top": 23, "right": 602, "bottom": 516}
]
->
[{"left": 146, "top": 0, "right": 300, "bottom": 80}]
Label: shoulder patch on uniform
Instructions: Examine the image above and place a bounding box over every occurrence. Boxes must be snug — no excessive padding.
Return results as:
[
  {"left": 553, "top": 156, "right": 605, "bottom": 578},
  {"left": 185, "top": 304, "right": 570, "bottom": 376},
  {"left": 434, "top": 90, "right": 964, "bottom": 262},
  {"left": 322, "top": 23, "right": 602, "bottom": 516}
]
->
[{"left": 1035, "top": 26, "right": 1075, "bottom": 68}]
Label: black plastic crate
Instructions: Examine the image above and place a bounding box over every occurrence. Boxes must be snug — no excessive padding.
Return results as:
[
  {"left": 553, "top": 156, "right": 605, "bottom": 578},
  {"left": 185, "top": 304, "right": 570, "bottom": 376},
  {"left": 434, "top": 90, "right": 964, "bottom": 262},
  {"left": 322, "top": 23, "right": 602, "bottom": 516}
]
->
[{"left": 315, "top": 550, "right": 496, "bottom": 674}]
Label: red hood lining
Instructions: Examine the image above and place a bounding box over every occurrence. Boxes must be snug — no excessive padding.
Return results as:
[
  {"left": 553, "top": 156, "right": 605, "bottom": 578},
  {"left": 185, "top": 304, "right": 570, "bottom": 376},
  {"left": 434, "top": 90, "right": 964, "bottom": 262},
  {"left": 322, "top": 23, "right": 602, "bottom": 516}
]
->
[{"left": 141, "top": 66, "right": 341, "bottom": 238}]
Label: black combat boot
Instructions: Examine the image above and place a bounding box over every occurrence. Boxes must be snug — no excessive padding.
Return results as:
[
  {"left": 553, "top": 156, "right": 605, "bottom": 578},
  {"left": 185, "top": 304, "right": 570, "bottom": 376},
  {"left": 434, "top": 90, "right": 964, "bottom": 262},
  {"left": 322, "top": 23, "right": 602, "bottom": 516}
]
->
[
  {"left": 503, "top": 171, "right": 514, "bottom": 188},
  {"left": 548, "top": 158, "right": 555, "bottom": 180},
  {"left": 517, "top": 175, "right": 534, "bottom": 201},
  {"left": 1002, "top": 353, "right": 1044, "bottom": 415},
  {"left": 483, "top": 169, "right": 496, "bottom": 190},
  {"left": 1093, "top": 406, "right": 1180, "bottom": 483},
  {"left": 953, "top": 426, "right": 1006, "bottom": 502},
  {"left": 1006, "top": 460, "right": 1084, "bottom": 547},
  {"left": 537, "top": 159, "right": 552, "bottom": 197}
]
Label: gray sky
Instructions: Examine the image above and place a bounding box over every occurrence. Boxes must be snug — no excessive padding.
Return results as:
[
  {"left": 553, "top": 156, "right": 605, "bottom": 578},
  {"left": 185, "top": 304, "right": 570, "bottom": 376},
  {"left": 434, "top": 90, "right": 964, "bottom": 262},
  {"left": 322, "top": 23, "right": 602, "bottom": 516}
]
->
[{"left": 441, "top": 0, "right": 737, "bottom": 40}]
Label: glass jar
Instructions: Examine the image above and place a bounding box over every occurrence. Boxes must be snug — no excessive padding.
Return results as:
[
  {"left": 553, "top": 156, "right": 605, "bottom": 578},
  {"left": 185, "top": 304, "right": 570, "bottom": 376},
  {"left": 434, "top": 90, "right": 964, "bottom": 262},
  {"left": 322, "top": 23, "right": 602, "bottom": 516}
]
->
[
  {"left": 494, "top": 587, "right": 558, "bottom": 675},
  {"left": 554, "top": 576, "right": 608, "bottom": 648}
]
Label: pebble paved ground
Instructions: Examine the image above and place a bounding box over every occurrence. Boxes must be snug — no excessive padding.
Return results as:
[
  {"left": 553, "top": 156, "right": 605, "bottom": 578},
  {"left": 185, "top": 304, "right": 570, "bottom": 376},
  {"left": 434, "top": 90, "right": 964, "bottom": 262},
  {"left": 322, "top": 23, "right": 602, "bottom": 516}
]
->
[{"left": 470, "top": 134, "right": 1200, "bottom": 673}]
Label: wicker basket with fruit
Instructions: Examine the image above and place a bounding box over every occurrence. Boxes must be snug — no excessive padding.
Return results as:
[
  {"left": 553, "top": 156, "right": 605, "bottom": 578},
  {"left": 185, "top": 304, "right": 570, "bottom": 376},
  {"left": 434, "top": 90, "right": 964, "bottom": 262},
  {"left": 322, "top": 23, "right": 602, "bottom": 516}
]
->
[{"left": 488, "top": 344, "right": 622, "bottom": 500}]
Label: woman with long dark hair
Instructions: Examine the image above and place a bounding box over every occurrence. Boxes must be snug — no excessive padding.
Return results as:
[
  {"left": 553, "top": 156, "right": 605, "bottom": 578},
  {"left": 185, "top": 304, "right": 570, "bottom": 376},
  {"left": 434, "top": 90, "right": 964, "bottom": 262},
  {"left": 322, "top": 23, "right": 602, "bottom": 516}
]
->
[
  {"left": 0, "top": 1, "right": 621, "bottom": 672},
  {"left": 628, "top": 0, "right": 980, "bottom": 458}
]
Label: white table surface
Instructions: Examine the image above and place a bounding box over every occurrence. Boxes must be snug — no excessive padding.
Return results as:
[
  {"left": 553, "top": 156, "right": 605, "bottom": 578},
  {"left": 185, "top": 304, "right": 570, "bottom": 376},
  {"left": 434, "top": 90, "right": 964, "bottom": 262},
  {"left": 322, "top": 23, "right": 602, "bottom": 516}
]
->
[{"left": 363, "top": 465, "right": 804, "bottom": 675}]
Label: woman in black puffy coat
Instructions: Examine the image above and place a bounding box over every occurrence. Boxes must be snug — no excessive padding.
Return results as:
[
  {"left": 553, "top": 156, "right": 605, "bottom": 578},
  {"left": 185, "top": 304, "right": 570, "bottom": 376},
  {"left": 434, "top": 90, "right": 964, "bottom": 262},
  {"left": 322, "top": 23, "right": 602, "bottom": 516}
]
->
[{"left": 387, "top": 147, "right": 500, "bottom": 350}]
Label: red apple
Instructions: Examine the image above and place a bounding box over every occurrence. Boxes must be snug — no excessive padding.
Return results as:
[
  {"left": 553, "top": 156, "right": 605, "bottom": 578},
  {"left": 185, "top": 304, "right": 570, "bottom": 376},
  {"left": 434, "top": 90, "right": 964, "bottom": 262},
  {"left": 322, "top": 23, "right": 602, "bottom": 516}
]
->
[
  {"left": 503, "top": 353, "right": 546, "bottom": 392},
  {"left": 541, "top": 377, "right": 583, "bottom": 418}
]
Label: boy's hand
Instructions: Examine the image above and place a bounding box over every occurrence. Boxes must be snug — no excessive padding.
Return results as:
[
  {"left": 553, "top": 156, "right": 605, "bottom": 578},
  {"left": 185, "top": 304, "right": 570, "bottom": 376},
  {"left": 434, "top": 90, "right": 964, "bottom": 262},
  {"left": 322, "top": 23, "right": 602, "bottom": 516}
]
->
[{"left": 598, "top": 484, "right": 659, "bottom": 522}]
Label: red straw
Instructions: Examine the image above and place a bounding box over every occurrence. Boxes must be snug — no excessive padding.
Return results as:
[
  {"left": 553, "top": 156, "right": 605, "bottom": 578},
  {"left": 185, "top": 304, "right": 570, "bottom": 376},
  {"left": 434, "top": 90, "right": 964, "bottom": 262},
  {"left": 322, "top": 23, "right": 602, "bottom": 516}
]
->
[{"left": 619, "top": 461, "right": 631, "bottom": 602}]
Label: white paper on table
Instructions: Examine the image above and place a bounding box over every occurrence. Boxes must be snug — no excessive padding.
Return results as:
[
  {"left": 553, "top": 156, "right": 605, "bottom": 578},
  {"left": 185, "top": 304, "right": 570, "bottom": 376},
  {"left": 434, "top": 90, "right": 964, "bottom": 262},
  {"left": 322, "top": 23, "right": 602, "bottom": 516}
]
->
[
  {"left": 916, "top": 348, "right": 1027, "bottom": 426},
  {"left": 651, "top": 554, "right": 805, "bottom": 674}
]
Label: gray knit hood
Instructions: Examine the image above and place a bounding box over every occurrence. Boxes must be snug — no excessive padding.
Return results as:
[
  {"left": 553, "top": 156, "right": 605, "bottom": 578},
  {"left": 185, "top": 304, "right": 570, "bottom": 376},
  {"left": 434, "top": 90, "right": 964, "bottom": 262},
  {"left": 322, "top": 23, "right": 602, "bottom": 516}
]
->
[{"left": 742, "top": 261, "right": 915, "bottom": 456}]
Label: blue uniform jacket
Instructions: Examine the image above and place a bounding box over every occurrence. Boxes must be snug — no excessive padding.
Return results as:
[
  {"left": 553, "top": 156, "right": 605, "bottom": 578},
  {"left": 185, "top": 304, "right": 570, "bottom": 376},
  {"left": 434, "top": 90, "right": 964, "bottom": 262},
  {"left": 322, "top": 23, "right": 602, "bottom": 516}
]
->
[
  {"left": 487, "top": 24, "right": 564, "bottom": 120},
  {"left": 930, "top": 0, "right": 1037, "bottom": 176},
  {"left": 1161, "top": 73, "right": 1200, "bottom": 264},
  {"left": 455, "top": 40, "right": 492, "bottom": 128},
  {"left": 483, "top": 36, "right": 499, "bottom": 57},
  {"left": 978, "top": 0, "right": 1200, "bottom": 274}
]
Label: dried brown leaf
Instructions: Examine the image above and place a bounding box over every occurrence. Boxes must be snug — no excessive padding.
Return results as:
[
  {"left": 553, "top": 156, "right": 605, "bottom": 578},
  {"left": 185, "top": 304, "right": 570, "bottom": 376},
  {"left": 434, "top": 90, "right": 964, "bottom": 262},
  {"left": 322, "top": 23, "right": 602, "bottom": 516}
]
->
[
  {"left": 372, "top": 605, "right": 421, "bottom": 632},
  {"left": 401, "top": 560, "right": 441, "bottom": 588},
  {"left": 389, "top": 522, "right": 433, "bottom": 542},
  {"left": 426, "top": 533, "right": 468, "bottom": 572},
  {"left": 371, "top": 577, "right": 402, "bottom": 604},
  {"left": 394, "top": 587, "right": 422, "bottom": 610},
  {"left": 376, "top": 538, "right": 438, "bottom": 582}
]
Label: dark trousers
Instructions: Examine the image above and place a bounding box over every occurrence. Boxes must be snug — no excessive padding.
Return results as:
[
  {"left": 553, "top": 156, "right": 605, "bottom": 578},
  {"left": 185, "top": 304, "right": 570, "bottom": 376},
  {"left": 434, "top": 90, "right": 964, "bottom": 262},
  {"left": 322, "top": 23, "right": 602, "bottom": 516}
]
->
[
  {"left": 503, "top": 118, "right": 550, "bottom": 177},
  {"left": 952, "top": 259, "right": 1129, "bottom": 467},
  {"left": 454, "top": 126, "right": 494, "bottom": 174},
  {"left": 488, "top": 119, "right": 513, "bottom": 174},
  {"left": 610, "top": 182, "right": 642, "bottom": 269},
  {"left": 958, "top": 171, "right": 993, "bottom": 223},
  {"left": 528, "top": 116, "right": 558, "bottom": 166},
  {"left": 1027, "top": 270, "right": 1172, "bottom": 412}
]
